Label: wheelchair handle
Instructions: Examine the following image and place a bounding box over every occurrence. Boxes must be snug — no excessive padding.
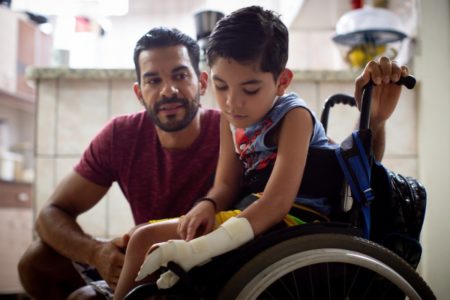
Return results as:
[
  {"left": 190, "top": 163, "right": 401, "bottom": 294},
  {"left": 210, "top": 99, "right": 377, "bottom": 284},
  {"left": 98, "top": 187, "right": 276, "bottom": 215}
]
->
[
  {"left": 321, "top": 94, "right": 356, "bottom": 133},
  {"left": 359, "top": 75, "right": 416, "bottom": 130}
]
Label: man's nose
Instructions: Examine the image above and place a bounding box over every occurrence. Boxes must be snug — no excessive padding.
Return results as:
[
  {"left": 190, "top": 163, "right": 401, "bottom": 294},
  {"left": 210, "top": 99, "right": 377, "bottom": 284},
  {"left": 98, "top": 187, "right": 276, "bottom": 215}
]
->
[{"left": 161, "top": 83, "right": 179, "bottom": 98}]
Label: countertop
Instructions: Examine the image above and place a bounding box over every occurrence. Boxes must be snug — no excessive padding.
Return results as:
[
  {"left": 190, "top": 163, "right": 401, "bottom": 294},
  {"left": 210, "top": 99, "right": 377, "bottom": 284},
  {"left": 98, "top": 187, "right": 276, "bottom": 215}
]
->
[{"left": 27, "top": 67, "right": 361, "bottom": 82}]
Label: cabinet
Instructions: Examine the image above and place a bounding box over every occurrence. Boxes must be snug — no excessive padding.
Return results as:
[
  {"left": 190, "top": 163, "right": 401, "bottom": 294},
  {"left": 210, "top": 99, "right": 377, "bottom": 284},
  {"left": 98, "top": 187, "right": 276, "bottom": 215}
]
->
[
  {"left": 0, "top": 181, "right": 33, "bottom": 294},
  {"left": 0, "top": 6, "right": 51, "bottom": 295},
  {"left": 0, "top": 6, "right": 52, "bottom": 103}
]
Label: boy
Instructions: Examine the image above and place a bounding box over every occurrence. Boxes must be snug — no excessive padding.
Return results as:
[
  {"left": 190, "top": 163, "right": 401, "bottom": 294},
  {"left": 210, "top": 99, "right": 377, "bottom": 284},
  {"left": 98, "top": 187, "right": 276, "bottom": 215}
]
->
[{"left": 113, "top": 6, "right": 411, "bottom": 299}]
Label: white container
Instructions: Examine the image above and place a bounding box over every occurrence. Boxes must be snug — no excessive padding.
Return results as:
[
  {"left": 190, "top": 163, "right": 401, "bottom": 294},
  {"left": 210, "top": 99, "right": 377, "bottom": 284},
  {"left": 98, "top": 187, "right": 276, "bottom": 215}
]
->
[{"left": 0, "top": 151, "right": 23, "bottom": 181}]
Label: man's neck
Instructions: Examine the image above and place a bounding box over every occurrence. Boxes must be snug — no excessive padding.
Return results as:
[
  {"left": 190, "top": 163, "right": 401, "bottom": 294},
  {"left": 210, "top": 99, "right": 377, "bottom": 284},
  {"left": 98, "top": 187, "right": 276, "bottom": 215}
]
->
[{"left": 156, "top": 109, "right": 203, "bottom": 150}]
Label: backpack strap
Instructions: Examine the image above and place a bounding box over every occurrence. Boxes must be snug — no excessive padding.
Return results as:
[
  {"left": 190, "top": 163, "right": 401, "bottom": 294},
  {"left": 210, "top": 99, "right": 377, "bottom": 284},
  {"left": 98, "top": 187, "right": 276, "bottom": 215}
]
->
[{"left": 335, "top": 131, "right": 374, "bottom": 239}]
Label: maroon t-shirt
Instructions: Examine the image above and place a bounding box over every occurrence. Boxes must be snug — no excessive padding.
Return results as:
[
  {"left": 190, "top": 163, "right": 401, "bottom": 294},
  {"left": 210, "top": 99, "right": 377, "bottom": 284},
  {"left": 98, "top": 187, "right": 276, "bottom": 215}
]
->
[{"left": 74, "top": 108, "right": 220, "bottom": 224}]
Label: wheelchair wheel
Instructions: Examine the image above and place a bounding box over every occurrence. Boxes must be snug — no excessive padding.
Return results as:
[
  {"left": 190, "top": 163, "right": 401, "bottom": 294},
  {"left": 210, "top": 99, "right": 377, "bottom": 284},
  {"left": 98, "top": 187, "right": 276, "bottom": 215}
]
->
[{"left": 218, "top": 233, "right": 435, "bottom": 300}]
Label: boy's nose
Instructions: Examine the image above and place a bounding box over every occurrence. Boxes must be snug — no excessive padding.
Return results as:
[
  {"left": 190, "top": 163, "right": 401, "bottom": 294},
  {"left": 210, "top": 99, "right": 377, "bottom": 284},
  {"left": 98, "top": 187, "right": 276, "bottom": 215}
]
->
[{"left": 226, "top": 93, "right": 244, "bottom": 109}]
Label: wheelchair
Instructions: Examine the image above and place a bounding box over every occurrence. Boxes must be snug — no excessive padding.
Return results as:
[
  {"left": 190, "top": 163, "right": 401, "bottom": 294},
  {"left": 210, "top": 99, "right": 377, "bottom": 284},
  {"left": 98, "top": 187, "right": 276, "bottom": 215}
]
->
[{"left": 125, "top": 77, "right": 435, "bottom": 300}]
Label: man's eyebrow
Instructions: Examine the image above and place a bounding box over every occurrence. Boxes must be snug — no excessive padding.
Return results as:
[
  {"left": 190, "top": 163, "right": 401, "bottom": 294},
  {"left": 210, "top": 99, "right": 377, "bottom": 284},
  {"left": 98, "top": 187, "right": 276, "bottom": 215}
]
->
[
  {"left": 172, "top": 65, "right": 190, "bottom": 73},
  {"left": 142, "top": 65, "right": 190, "bottom": 78},
  {"left": 142, "top": 71, "right": 158, "bottom": 78}
]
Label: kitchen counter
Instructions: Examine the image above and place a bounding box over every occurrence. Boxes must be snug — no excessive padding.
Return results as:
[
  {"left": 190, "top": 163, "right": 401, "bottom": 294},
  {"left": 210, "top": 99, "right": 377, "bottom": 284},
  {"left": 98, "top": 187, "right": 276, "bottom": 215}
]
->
[{"left": 27, "top": 67, "right": 361, "bottom": 82}]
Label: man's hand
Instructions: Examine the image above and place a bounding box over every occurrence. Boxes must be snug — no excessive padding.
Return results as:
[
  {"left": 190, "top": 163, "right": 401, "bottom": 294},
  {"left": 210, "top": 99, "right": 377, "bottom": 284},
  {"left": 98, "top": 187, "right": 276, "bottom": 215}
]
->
[
  {"left": 354, "top": 56, "right": 410, "bottom": 160},
  {"left": 354, "top": 56, "right": 410, "bottom": 128},
  {"left": 92, "top": 234, "right": 129, "bottom": 291}
]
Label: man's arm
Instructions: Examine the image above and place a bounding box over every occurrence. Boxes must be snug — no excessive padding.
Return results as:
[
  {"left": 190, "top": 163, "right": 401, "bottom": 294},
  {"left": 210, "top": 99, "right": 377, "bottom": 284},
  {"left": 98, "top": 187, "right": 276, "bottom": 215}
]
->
[
  {"left": 354, "top": 57, "right": 409, "bottom": 161},
  {"left": 36, "top": 171, "right": 128, "bottom": 289}
]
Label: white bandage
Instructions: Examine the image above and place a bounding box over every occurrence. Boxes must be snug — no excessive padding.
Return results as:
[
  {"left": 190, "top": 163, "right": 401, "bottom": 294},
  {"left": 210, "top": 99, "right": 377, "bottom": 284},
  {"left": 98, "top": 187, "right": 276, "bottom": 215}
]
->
[{"left": 135, "top": 217, "right": 254, "bottom": 288}]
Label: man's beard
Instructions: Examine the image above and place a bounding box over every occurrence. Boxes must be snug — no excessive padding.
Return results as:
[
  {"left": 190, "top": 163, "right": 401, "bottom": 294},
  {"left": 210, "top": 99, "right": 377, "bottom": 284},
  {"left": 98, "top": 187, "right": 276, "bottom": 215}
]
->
[{"left": 144, "top": 94, "right": 200, "bottom": 132}]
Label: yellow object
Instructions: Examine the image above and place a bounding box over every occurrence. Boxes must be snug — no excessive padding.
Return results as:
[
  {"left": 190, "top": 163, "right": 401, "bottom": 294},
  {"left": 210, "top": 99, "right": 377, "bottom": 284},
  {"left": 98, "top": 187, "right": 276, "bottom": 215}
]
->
[{"left": 346, "top": 44, "right": 389, "bottom": 68}]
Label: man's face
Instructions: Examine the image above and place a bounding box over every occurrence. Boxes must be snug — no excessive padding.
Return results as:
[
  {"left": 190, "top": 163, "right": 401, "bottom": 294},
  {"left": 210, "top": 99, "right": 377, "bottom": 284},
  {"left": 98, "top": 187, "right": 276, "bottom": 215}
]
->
[{"left": 137, "top": 45, "right": 203, "bottom": 132}]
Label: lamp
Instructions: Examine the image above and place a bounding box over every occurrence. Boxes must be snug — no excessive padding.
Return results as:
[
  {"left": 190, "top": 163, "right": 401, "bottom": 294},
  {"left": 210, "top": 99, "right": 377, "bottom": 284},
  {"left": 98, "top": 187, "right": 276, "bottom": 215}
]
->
[
  {"left": 333, "top": 6, "right": 407, "bottom": 68},
  {"left": 194, "top": 10, "right": 224, "bottom": 63}
]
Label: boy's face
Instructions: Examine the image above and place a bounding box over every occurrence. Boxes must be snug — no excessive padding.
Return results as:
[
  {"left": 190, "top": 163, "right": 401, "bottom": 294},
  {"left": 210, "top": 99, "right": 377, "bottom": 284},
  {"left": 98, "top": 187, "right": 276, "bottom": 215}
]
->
[
  {"left": 211, "top": 58, "right": 281, "bottom": 128},
  {"left": 135, "top": 45, "right": 206, "bottom": 132}
]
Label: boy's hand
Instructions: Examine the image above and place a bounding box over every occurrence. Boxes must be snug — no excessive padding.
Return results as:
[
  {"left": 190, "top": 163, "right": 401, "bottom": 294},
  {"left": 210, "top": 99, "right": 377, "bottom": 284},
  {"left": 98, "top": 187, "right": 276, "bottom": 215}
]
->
[
  {"left": 354, "top": 56, "right": 410, "bottom": 128},
  {"left": 136, "top": 217, "right": 254, "bottom": 289},
  {"left": 178, "top": 200, "right": 216, "bottom": 240}
]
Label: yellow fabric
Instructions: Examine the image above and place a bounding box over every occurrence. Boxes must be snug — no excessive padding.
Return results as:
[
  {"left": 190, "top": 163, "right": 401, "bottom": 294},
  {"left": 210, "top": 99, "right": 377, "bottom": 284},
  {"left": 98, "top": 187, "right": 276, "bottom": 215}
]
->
[{"left": 148, "top": 209, "right": 298, "bottom": 228}]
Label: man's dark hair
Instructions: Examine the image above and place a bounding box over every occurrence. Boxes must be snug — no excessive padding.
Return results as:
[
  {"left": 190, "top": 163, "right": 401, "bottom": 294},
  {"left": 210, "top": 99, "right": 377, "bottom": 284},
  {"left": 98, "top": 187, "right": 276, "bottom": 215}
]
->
[
  {"left": 206, "top": 6, "right": 289, "bottom": 81},
  {"left": 133, "top": 27, "right": 201, "bottom": 83}
]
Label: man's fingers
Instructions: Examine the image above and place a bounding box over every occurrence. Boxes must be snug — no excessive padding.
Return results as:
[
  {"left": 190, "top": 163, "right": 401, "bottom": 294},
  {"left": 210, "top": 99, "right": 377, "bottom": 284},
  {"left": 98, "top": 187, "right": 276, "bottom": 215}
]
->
[
  {"left": 390, "top": 62, "right": 401, "bottom": 82},
  {"left": 111, "top": 233, "right": 130, "bottom": 251},
  {"left": 378, "top": 56, "right": 392, "bottom": 83},
  {"left": 401, "top": 65, "right": 409, "bottom": 77}
]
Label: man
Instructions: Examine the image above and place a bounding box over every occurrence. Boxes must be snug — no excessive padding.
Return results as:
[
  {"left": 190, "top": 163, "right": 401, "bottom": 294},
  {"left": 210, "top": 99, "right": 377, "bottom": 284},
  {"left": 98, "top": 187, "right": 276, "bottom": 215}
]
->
[
  {"left": 18, "top": 26, "right": 407, "bottom": 300},
  {"left": 18, "top": 27, "right": 220, "bottom": 300}
]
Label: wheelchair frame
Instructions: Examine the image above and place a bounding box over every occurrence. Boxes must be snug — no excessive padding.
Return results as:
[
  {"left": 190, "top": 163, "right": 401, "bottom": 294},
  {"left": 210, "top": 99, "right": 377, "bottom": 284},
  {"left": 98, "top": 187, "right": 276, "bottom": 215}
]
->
[{"left": 125, "top": 77, "right": 435, "bottom": 300}]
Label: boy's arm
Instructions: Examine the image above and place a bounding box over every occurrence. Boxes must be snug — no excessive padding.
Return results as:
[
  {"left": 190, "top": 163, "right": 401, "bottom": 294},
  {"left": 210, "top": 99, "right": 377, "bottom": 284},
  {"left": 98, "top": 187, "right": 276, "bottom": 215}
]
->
[
  {"left": 238, "top": 108, "right": 313, "bottom": 235},
  {"left": 177, "top": 114, "right": 243, "bottom": 241}
]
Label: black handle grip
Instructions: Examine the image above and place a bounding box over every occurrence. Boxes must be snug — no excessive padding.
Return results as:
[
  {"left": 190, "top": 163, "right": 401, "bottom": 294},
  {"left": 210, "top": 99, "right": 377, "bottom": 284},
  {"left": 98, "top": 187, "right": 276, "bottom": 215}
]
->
[
  {"left": 397, "top": 75, "right": 416, "bottom": 89},
  {"left": 360, "top": 75, "right": 416, "bottom": 130}
]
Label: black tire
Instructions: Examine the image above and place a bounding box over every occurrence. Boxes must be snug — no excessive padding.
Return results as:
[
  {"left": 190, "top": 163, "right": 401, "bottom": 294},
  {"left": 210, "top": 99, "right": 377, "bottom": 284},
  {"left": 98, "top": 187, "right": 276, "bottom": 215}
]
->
[{"left": 218, "top": 233, "right": 435, "bottom": 300}]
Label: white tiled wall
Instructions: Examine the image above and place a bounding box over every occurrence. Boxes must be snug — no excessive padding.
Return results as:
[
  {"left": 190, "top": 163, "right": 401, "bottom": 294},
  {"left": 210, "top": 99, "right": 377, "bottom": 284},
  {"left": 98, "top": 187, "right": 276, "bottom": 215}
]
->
[{"left": 34, "top": 74, "right": 418, "bottom": 238}]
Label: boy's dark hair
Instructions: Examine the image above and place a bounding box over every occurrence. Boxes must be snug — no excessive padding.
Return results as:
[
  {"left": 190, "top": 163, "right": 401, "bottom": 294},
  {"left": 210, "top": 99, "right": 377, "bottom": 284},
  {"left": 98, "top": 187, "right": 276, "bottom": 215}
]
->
[
  {"left": 133, "top": 27, "right": 201, "bottom": 83},
  {"left": 206, "top": 6, "right": 289, "bottom": 81}
]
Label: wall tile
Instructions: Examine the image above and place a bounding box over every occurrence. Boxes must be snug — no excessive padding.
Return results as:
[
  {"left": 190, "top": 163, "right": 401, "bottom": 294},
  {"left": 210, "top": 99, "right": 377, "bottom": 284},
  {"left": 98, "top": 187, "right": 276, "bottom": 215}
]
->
[
  {"left": 110, "top": 79, "right": 143, "bottom": 117},
  {"left": 56, "top": 157, "right": 108, "bottom": 237},
  {"left": 34, "top": 157, "right": 55, "bottom": 214},
  {"left": 57, "top": 79, "right": 109, "bottom": 155},
  {"left": 385, "top": 88, "right": 417, "bottom": 156},
  {"left": 381, "top": 157, "right": 419, "bottom": 179},
  {"left": 36, "top": 80, "right": 57, "bottom": 155},
  {"left": 289, "top": 81, "right": 320, "bottom": 113},
  {"left": 106, "top": 183, "right": 134, "bottom": 238}
]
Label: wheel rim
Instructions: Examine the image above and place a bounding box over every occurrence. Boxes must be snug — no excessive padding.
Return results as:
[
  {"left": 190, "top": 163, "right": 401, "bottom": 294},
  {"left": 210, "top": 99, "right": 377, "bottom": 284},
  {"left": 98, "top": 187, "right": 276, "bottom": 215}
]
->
[{"left": 236, "top": 248, "right": 421, "bottom": 300}]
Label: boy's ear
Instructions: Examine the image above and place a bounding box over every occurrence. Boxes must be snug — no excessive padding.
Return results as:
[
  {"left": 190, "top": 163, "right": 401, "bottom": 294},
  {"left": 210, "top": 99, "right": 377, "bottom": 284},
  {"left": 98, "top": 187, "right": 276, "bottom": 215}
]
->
[
  {"left": 276, "top": 68, "right": 293, "bottom": 96},
  {"left": 198, "top": 71, "right": 209, "bottom": 96},
  {"left": 133, "top": 82, "right": 144, "bottom": 105}
]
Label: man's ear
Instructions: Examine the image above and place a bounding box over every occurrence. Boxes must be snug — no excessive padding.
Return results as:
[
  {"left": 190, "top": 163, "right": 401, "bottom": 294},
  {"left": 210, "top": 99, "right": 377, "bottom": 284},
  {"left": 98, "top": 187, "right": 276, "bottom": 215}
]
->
[
  {"left": 276, "top": 68, "right": 293, "bottom": 96},
  {"left": 133, "top": 82, "right": 144, "bottom": 105},
  {"left": 198, "top": 71, "right": 209, "bottom": 96}
]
